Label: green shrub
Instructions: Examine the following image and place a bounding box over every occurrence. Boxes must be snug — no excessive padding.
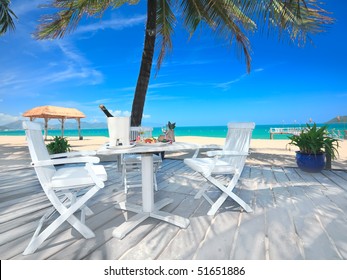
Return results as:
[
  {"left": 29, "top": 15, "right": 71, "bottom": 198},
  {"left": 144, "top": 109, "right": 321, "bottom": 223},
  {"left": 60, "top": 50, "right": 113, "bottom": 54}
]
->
[{"left": 46, "top": 136, "right": 71, "bottom": 154}]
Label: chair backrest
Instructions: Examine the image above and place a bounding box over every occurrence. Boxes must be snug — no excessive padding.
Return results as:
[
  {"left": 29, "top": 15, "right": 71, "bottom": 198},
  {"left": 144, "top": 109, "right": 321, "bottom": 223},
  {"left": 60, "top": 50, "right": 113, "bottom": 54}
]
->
[
  {"left": 222, "top": 122, "right": 255, "bottom": 168},
  {"left": 23, "top": 121, "right": 56, "bottom": 187}
]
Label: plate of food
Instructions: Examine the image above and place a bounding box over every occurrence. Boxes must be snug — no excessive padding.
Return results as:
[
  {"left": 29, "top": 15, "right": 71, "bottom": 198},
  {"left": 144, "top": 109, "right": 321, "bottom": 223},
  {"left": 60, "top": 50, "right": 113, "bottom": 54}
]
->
[
  {"left": 158, "top": 139, "right": 172, "bottom": 144},
  {"left": 106, "top": 143, "right": 136, "bottom": 149},
  {"left": 136, "top": 142, "right": 168, "bottom": 147},
  {"left": 136, "top": 138, "right": 169, "bottom": 146}
]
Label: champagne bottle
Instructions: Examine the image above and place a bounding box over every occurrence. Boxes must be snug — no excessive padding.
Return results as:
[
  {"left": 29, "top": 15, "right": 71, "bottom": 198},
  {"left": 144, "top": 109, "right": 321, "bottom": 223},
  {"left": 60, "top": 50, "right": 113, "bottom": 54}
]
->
[{"left": 99, "top": 104, "right": 113, "bottom": 117}]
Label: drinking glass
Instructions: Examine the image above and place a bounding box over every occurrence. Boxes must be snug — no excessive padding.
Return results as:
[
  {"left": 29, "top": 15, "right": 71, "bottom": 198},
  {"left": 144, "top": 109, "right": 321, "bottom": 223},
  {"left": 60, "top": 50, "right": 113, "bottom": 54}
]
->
[
  {"left": 139, "top": 127, "right": 145, "bottom": 141},
  {"left": 161, "top": 125, "right": 168, "bottom": 139}
]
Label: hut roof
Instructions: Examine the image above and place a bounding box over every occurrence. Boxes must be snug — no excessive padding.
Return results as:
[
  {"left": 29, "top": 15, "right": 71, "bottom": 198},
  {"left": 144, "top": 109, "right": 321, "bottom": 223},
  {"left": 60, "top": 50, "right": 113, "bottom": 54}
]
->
[{"left": 22, "top": 105, "right": 85, "bottom": 119}]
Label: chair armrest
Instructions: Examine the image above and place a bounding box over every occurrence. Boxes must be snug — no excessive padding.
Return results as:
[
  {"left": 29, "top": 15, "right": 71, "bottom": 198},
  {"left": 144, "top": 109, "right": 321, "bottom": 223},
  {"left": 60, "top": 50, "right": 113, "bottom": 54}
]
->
[
  {"left": 192, "top": 144, "right": 223, "bottom": 158},
  {"left": 50, "top": 150, "right": 96, "bottom": 159},
  {"left": 200, "top": 144, "right": 223, "bottom": 149},
  {"left": 206, "top": 150, "right": 249, "bottom": 157},
  {"left": 31, "top": 156, "right": 100, "bottom": 167}
]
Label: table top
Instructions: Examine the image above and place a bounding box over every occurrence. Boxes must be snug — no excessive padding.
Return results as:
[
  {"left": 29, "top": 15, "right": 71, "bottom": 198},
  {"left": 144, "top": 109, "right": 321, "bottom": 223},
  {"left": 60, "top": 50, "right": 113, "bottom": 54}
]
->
[{"left": 97, "top": 141, "right": 201, "bottom": 155}]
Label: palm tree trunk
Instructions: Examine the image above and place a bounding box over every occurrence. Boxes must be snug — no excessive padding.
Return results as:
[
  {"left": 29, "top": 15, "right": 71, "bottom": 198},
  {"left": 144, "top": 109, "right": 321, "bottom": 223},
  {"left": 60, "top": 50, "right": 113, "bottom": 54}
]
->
[{"left": 130, "top": 0, "right": 157, "bottom": 127}]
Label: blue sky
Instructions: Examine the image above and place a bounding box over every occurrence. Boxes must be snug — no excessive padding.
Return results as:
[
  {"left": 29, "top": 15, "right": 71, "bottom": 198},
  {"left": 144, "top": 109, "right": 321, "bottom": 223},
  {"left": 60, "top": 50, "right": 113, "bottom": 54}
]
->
[{"left": 0, "top": 1, "right": 346, "bottom": 127}]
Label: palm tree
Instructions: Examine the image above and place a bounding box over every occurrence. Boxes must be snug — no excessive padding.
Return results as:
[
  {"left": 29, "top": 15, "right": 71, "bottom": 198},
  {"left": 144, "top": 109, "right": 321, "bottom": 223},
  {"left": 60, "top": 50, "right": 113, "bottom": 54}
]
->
[
  {"left": 35, "top": 0, "right": 332, "bottom": 126},
  {"left": 0, "top": 0, "right": 17, "bottom": 36}
]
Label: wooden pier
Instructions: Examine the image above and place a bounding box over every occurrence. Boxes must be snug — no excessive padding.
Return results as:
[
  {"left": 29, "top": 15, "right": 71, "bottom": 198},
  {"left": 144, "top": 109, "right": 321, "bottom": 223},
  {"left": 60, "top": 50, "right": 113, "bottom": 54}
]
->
[
  {"left": 270, "top": 127, "right": 347, "bottom": 140},
  {"left": 269, "top": 127, "right": 302, "bottom": 139}
]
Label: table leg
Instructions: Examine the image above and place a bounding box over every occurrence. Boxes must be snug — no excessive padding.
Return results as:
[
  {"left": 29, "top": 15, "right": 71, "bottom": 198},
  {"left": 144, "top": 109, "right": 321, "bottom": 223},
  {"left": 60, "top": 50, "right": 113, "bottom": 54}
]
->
[
  {"left": 141, "top": 153, "right": 154, "bottom": 212},
  {"left": 117, "top": 154, "right": 122, "bottom": 171},
  {"left": 112, "top": 152, "right": 190, "bottom": 239}
]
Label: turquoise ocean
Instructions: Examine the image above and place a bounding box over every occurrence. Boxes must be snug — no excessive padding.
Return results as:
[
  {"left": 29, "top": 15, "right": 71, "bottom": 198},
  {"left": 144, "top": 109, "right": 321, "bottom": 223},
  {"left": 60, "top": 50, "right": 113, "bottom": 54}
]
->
[{"left": 1, "top": 123, "right": 346, "bottom": 140}]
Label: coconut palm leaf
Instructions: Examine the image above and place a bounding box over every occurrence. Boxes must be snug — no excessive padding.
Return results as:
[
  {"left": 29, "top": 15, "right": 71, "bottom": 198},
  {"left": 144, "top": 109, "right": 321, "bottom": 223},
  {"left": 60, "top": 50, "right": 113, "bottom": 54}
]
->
[
  {"left": 0, "top": 0, "right": 17, "bottom": 35},
  {"left": 239, "top": 0, "right": 333, "bottom": 44},
  {"left": 156, "top": 0, "right": 175, "bottom": 71},
  {"left": 178, "top": 1, "right": 256, "bottom": 72},
  {"left": 36, "top": 0, "right": 138, "bottom": 39}
]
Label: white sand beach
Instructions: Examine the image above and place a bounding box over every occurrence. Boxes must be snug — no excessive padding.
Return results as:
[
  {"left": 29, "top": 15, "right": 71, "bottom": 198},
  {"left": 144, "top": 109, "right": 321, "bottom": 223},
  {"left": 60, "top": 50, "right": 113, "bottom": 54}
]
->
[{"left": 1, "top": 135, "right": 346, "bottom": 170}]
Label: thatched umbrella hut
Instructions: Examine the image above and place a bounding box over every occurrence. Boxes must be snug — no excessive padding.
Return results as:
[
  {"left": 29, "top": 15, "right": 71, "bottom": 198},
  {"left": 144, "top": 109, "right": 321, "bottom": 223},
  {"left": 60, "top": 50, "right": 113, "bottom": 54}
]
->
[{"left": 23, "top": 105, "right": 85, "bottom": 140}]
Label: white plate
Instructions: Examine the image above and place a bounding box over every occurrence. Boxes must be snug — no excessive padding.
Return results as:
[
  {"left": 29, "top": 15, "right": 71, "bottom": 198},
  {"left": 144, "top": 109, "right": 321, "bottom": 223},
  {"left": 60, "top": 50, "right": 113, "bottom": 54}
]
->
[
  {"left": 107, "top": 143, "right": 136, "bottom": 149},
  {"left": 136, "top": 142, "right": 168, "bottom": 147}
]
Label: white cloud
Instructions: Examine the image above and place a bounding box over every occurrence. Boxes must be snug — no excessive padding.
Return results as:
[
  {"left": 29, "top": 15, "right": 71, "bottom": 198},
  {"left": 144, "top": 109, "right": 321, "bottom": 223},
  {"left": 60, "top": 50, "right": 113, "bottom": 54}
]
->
[
  {"left": 0, "top": 73, "right": 19, "bottom": 88},
  {"left": 111, "top": 110, "right": 131, "bottom": 117},
  {"left": 0, "top": 113, "right": 21, "bottom": 126},
  {"left": 214, "top": 67, "right": 265, "bottom": 90},
  {"left": 75, "top": 15, "right": 146, "bottom": 35},
  {"left": 42, "top": 65, "right": 103, "bottom": 85},
  {"left": 0, "top": 41, "right": 104, "bottom": 94},
  {"left": 58, "top": 42, "right": 89, "bottom": 65},
  {"left": 107, "top": 110, "right": 150, "bottom": 119},
  {"left": 148, "top": 82, "right": 176, "bottom": 89},
  {"left": 12, "top": 0, "right": 46, "bottom": 16},
  {"left": 46, "top": 42, "right": 104, "bottom": 85},
  {"left": 215, "top": 73, "right": 248, "bottom": 90}
]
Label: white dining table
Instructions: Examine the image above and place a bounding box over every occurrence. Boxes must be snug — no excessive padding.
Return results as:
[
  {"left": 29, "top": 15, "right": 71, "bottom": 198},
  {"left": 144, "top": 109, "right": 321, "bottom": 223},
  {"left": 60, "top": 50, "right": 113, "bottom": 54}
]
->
[{"left": 98, "top": 141, "right": 200, "bottom": 239}]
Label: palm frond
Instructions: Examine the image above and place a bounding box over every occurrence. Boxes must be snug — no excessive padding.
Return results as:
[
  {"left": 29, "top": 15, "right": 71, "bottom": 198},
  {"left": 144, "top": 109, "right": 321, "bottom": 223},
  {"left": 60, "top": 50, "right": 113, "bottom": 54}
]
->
[
  {"left": 180, "top": 0, "right": 214, "bottom": 35},
  {"left": 238, "top": 0, "right": 333, "bottom": 45},
  {"left": 179, "top": 0, "right": 256, "bottom": 72},
  {"left": 156, "top": 0, "right": 175, "bottom": 71},
  {"left": 0, "top": 0, "right": 17, "bottom": 35},
  {"left": 208, "top": 0, "right": 255, "bottom": 72},
  {"left": 35, "top": 0, "right": 136, "bottom": 39}
]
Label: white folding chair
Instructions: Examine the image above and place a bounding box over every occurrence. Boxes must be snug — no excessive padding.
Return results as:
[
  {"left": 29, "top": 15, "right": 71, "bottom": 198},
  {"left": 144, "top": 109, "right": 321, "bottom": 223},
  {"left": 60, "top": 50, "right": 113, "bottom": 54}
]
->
[
  {"left": 122, "top": 126, "right": 162, "bottom": 193},
  {"left": 22, "top": 121, "right": 107, "bottom": 255},
  {"left": 184, "top": 122, "right": 255, "bottom": 215}
]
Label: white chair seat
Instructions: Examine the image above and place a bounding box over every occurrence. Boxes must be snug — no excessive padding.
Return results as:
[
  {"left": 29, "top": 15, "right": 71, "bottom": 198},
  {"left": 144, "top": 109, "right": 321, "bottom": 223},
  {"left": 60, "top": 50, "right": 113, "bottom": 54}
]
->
[
  {"left": 51, "top": 165, "right": 107, "bottom": 189},
  {"left": 184, "top": 158, "right": 236, "bottom": 177}
]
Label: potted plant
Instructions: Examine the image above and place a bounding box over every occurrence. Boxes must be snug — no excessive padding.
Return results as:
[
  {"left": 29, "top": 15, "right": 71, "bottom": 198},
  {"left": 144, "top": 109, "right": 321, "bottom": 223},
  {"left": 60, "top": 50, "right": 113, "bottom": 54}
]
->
[
  {"left": 288, "top": 123, "right": 339, "bottom": 172},
  {"left": 46, "top": 136, "right": 71, "bottom": 155},
  {"left": 166, "top": 121, "right": 176, "bottom": 142}
]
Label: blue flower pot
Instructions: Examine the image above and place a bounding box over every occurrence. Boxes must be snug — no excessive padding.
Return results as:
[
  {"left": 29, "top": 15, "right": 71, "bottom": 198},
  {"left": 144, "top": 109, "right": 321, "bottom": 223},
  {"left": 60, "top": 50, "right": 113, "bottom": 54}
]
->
[{"left": 295, "top": 152, "right": 326, "bottom": 173}]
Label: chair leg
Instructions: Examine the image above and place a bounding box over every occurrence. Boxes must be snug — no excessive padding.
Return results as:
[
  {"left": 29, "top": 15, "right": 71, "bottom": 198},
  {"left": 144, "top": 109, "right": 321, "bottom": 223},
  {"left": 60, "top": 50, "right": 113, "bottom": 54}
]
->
[
  {"left": 123, "top": 161, "right": 160, "bottom": 193},
  {"left": 62, "top": 187, "right": 98, "bottom": 237},
  {"left": 206, "top": 190, "right": 251, "bottom": 215},
  {"left": 194, "top": 182, "right": 211, "bottom": 199},
  {"left": 205, "top": 174, "right": 252, "bottom": 215},
  {"left": 202, "top": 192, "right": 215, "bottom": 206},
  {"left": 63, "top": 191, "right": 94, "bottom": 217},
  {"left": 153, "top": 173, "right": 158, "bottom": 191},
  {"left": 153, "top": 161, "right": 161, "bottom": 191},
  {"left": 23, "top": 186, "right": 98, "bottom": 255},
  {"left": 122, "top": 164, "right": 128, "bottom": 194}
]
